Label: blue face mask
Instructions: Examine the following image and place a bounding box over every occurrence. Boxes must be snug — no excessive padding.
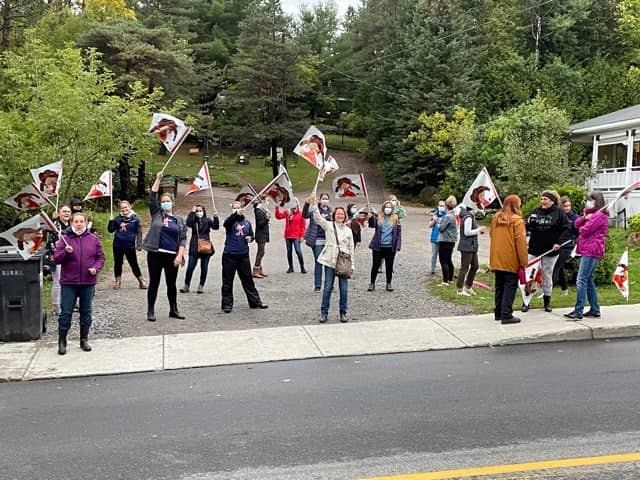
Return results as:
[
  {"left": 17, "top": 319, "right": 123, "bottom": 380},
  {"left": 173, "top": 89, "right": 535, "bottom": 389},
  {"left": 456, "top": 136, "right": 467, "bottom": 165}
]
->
[{"left": 160, "top": 201, "right": 172, "bottom": 212}]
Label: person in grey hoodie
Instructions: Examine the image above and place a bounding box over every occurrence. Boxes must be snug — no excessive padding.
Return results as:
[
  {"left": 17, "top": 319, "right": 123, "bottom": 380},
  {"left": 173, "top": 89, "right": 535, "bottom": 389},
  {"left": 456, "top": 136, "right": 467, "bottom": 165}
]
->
[{"left": 436, "top": 196, "right": 458, "bottom": 285}]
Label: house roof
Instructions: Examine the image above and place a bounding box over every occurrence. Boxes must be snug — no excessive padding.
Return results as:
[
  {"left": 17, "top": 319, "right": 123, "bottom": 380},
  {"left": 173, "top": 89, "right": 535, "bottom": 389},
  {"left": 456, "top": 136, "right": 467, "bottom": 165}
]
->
[{"left": 570, "top": 105, "right": 640, "bottom": 144}]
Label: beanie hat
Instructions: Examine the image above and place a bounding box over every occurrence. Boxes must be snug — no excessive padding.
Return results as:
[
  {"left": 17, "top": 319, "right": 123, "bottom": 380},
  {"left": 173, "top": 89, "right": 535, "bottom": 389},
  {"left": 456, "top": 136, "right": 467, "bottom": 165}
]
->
[{"left": 541, "top": 190, "right": 559, "bottom": 204}]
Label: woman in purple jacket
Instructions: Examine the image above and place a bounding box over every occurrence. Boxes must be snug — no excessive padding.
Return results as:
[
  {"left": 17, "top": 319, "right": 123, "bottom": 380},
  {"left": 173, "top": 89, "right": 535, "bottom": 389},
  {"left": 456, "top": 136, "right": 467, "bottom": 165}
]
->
[
  {"left": 53, "top": 212, "right": 105, "bottom": 355},
  {"left": 564, "top": 191, "right": 609, "bottom": 320}
]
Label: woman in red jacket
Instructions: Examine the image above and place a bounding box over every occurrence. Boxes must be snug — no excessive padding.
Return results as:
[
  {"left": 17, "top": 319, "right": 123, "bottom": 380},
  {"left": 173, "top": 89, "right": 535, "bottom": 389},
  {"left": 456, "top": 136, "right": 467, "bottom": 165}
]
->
[{"left": 275, "top": 198, "right": 307, "bottom": 273}]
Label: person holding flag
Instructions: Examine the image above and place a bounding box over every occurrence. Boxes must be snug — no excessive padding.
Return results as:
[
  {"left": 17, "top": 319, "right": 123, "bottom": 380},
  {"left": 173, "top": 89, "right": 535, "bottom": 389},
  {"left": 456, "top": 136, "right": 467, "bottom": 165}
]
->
[
  {"left": 108, "top": 200, "right": 146, "bottom": 291},
  {"left": 564, "top": 191, "right": 609, "bottom": 320},
  {"left": 274, "top": 198, "right": 307, "bottom": 274},
  {"left": 303, "top": 192, "right": 333, "bottom": 292},
  {"left": 180, "top": 204, "right": 219, "bottom": 294},
  {"left": 489, "top": 195, "right": 529, "bottom": 324},
  {"left": 44, "top": 205, "right": 72, "bottom": 315},
  {"left": 521, "top": 190, "right": 571, "bottom": 313}
]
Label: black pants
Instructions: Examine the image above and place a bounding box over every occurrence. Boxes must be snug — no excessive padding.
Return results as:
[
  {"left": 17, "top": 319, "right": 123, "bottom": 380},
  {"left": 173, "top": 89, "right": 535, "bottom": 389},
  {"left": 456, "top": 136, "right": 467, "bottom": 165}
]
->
[
  {"left": 370, "top": 247, "right": 396, "bottom": 284},
  {"left": 254, "top": 242, "right": 266, "bottom": 267},
  {"left": 438, "top": 241, "right": 455, "bottom": 283},
  {"left": 457, "top": 251, "right": 479, "bottom": 290},
  {"left": 221, "top": 253, "right": 262, "bottom": 310},
  {"left": 552, "top": 247, "right": 572, "bottom": 291},
  {"left": 494, "top": 270, "right": 519, "bottom": 320},
  {"left": 113, "top": 246, "right": 142, "bottom": 278},
  {"left": 147, "top": 251, "right": 179, "bottom": 309}
]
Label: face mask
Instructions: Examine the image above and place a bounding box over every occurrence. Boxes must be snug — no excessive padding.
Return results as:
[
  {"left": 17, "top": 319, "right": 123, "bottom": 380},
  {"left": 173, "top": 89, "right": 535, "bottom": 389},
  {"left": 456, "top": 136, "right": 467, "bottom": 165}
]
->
[
  {"left": 233, "top": 209, "right": 241, "bottom": 216},
  {"left": 72, "top": 226, "right": 86, "bottom": 235},
  {"left": 391, "top": 200, "right": 398, "bottom": 207},
  {"left": 438, "top": 206, "right": 445, "bottom": 213},
  {"left": 320, "top": 199, "right": 329, "bottom": 207},
  {"left": 350, "top": 207, "right": 357, "bottom": 215},
  {"left": 585, "top": 200, "right": 595, "bottom": 209},
  {"left": 195, "top": 211, "right": 204, "bottom": 218},
  {"left": 384, "top": 207, "right": 392, "bottom": 215},
  {"left": 160, "top": 201, "right": 172, "bottom": 212}
]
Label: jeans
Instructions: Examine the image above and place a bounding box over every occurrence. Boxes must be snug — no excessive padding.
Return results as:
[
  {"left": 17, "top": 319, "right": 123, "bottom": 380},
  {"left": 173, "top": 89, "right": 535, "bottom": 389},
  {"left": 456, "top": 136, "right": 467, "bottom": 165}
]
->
[
  {"left": 312, "top": 244, "right": 325, "bottom": 288},
  {"left": 430, "top": 241, "right": 439, "bottom": 273},
  {"left": 494, "top": 271, "right": 518, "bottom": 320},
  {"left": 184, "top": 254, "right": 211, "bottom": 287},
  {"left": 58, "top": 284, "right": 95, "bottom": 331},
  {"left": 321, "top": 266, "right": 348, "bottom": 315},
  {"left": 574, "top": 255, "right": 600, "bottom": 316},
  {"left": 286, "top": 239, "right": 305, "bottom": 269}
]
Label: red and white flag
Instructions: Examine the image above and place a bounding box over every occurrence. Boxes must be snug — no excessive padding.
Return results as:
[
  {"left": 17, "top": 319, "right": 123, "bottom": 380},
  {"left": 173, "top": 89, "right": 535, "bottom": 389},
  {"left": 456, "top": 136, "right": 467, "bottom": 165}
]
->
[
  {"left": 148, "top": 113, "right": 191, "bottom": 153},
  {"left": 293, "top": 125, "right": 326, "bottom": 169},
  {"left": 462, "top": 167, "right": 501, "bottom": 211},
  {"left": 185, "top": 162, "right": 212, "bottom": 196},
  {"left": 0, "top": 215, "right": 46, "bottom": 260},
  {"left": 235, "top": 185, "right": 258, "bottom": 208},
  {"left": 612, "top": 249, "right": 629, "bottom": 301},
  {"left": 332, "top": 174, "right": 364, "bottom": 199},
  {"left": 255, "top": 170, "right": 296, "bottom": 209},
  {"left": 4, "top": 184, "right": 53, "bottom": 211},
  {"left": 30, "top": 160, "right": 63, "bottom": 197},
  {"left": 518, "top": 256, "right": 543, "bottom": 307},
  {"left": 84, "top": 170, "right": 112, "bottom": 200},
  {"left": 318, "top": 155, "right": 339, "bottom": 181}
]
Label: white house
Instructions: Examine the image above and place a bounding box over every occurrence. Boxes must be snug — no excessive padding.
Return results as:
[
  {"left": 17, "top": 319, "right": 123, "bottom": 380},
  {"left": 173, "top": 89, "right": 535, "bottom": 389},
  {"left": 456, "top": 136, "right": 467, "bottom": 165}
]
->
[{"left": 569, "top": 104, "right": 640, "bottom": 218}]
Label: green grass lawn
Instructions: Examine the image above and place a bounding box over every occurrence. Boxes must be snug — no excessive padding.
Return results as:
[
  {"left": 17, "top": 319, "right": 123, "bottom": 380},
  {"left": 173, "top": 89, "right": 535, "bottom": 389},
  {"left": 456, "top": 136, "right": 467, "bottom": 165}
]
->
[
  {"left": 429, "top": 227, "right": 639, "bottom": 312},
  {"left": 325, "top": 133, "right": 367, "bottom": 152},
  {"left": 147, "top": 146, "right": 321, "bottom": 191}
]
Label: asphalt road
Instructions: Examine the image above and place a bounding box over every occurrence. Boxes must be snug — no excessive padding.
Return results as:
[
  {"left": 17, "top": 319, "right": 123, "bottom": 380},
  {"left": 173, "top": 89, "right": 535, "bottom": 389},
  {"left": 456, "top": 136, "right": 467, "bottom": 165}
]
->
[{"left": 2, "top": 339, "right": 640, "bottom": 480}]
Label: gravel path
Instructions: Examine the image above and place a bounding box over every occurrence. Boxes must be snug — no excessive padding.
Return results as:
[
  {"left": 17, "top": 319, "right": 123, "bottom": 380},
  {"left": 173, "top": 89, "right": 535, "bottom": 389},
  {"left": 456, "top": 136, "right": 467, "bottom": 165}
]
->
[{"left": 42, "top": 151, "right": 482, "bottom": 341}]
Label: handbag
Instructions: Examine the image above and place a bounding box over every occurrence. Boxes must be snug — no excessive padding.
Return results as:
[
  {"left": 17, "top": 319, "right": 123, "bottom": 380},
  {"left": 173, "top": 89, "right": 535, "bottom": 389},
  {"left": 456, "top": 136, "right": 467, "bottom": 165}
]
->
[
  {"left": 196, "top": 224, "right": 214, "bottom": 255},
  {"left": 332, "top": 223, "right": 352, "bottom": 279}
]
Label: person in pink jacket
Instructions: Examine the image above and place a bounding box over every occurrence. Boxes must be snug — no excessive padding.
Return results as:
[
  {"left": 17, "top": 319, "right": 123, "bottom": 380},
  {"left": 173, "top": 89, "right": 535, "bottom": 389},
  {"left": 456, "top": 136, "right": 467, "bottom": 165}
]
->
[
  {"left": 275, "top": 198, "right": 307, "bottom": 273},
  {"left": 53, "top": 212, "right": 105, "bottom": 355},
  {"left": 564, "top": 191, "right": 609, "bottom": 320}
]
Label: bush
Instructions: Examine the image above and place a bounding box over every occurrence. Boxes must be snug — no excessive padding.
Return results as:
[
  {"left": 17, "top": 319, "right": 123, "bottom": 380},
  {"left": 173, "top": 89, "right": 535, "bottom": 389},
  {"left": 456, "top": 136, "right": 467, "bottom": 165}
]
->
[
  {"left": 629, "top": 213, "right": 640, "bottom": 233},
  {"left": 521, "top": 183, "right": 587, "bottom": 218}
]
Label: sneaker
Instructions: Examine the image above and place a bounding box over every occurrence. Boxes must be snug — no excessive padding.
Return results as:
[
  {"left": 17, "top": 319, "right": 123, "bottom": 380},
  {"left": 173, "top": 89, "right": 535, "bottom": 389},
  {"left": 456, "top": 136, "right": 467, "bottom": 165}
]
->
[
  {"left": 197, "top": 285, "right": 204, "bottom": 294},
  {"left": 501, "top": 316, "right": 521, "bottom": 325},
  {"left": 286, "top": 267, "right": 294, "bottom": 273},
  {"left": 561, "top": 289, "right": 569, "bottom": 296},
  {"left": 314, "top": 286, "right": 321, "bottom": 292},
  {"left": 438, "top": 282, "right": 450, "bottom": 287},
  {"left": 179, "top": 285, "right": 189, "bottom": 293},
  {"left": 564, "top": 311, "right": 583, "bottom": 320},
  {"left": 583, "top": 311, "right": 601, "bottom": 318},
  {"left": 319, "top": 314, "right": 328, "bottom": 323},
  {"left": 457, "top": 289, "right": 472, "bottom": 296},
  {"left": 464, "top": 287, "right": 477, "bottom": 296}
]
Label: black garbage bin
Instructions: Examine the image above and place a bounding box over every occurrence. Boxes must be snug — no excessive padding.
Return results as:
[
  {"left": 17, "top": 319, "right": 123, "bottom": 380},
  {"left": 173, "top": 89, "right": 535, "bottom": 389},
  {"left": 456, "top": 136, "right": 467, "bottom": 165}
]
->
[{"left": 0, "top": 249, "right": 46, "bottom": 341}]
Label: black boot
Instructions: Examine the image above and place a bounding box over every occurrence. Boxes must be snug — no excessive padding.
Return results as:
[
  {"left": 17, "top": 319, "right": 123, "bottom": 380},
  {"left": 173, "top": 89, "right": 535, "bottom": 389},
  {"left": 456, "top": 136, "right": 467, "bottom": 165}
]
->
[
  {"left": 543, "top": 295, "right": 552, "bottom": 312},
  {"left": 169, "top": 304, "right": 185, "bottom": 319},
  {"left": 80, "top": 325, "right": 92, "bottom": 352},
  {"left": 147, "top": 306, "right": 156, "bottom": 322},
  {"left": 58, "top": 330, "right": 68, "bottom": 355}
]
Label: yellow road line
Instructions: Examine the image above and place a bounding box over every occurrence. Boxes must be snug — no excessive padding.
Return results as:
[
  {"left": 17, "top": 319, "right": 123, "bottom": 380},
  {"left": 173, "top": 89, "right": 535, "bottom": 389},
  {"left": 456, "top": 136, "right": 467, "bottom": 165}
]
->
[{"left": 362, "top": 452, "right": 640, "bottom": 480}]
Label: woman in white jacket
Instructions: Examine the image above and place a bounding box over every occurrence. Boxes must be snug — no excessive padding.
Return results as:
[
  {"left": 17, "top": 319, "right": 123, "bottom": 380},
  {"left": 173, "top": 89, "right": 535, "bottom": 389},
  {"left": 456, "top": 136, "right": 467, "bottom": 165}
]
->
[{"left": 307, "top": 193, "right": 355, "bottom": 323}]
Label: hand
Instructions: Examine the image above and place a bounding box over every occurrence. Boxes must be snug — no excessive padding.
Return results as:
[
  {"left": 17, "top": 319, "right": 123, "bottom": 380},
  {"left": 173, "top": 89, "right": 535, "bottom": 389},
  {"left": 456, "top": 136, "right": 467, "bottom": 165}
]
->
[
  {"left": 212, "top": 209, "right": 218, "bottom": 217},
  {"left": 109, "top": 215, "right": 114, "bottom": 220},
  {"left": 192, "top": 206, "right": 197, "bottom": 213},
  {"left": 479, "top": 226, "right": 488, "bottom": 235},
  {"left": 65, "top": 245, "right": 73, "bottom": 253},
  {"left": 173, "top": 254, "right": 183, "bottom": 267},
  {"left": 552, "top": 243, "right": 561, "bottom": 251},
  {"left": 156, "top": 172, "right": 163, "bottom": 180},
  {"left": 244, "top": 236, "right": 252, "bottom": 243},
  {"left": 52, "top": 212, "right": 59, "bottom": 220},
  {"left": 88, "top": 267, "right": 97, "bottom": 276},
  {"left": 308, "top": 193, "right": 316, "bottom": 204},
  {"left": 585, "top": 214, "right": 593, "bottom": 220}
]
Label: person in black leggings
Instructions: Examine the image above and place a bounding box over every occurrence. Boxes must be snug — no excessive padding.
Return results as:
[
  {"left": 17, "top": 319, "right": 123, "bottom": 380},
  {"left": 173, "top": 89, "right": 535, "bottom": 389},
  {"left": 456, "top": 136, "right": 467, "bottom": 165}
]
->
[
  {"left": 367, "top": 201, "right": 402, "bottom": 292},
  {"left": 436, "top": 196, "right": 458, "bottom": 286}
]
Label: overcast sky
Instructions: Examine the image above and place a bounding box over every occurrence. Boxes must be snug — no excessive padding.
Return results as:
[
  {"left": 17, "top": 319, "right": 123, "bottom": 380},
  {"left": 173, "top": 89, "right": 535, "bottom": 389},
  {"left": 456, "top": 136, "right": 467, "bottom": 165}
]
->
[{"left": 280, "top": 0, "right": 358, "bottom": 19}]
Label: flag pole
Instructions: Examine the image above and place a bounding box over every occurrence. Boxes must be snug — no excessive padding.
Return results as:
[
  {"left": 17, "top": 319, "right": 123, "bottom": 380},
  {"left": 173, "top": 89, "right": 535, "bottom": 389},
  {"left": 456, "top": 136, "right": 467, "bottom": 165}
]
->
[
  {"left": 160, "top": 148, "right": 179, "bottom": 175},
  {"left": 204, "top": 142, "right": 216, "bottom": 212},
  {"left": 109, "top": 170, "right": 113, "bottom": 219}
]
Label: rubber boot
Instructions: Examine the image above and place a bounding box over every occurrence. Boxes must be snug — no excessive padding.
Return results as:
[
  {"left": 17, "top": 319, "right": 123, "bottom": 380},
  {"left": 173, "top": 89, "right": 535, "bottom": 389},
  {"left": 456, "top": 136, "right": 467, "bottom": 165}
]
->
[
  {"left": 58, "top": 330, "right": 68, "bottom": 355},
  {"left": 259, "top": 266, "right": 268, "bottom": 277},
  {"left": 80, "top": 325, "right": 92, "bottom": 352},
  {"left": 169, "top": 304, "right": 185, "bottom": 319},
  {"left": 543, "top": 295, "right": 552, "bottom": 312},
  {"left": 113, "top": 277, "right": 121, "bottom": 290},
  {"left": 252, "top": 267, "right": 264, "bottom": 278},
  {"left": 137, "top": 276, "right": 147, "bottom": 290}
]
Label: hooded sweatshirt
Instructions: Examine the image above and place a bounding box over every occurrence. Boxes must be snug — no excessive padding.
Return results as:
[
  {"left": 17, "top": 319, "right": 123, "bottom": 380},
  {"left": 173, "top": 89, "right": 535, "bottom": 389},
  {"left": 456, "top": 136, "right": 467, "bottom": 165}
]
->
[{"left": 489, "top": 212, "right": 528, "bottom": 273}]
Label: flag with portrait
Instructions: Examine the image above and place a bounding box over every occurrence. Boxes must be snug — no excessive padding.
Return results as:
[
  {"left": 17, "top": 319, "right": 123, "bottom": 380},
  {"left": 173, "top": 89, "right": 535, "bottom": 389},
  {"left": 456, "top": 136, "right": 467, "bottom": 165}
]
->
[
  {"left": 518, "top": 255, "right": 543, "bottom": 307},
  {"left": 293, "top": 125, "right": 327, "bottom": 169},
  {"left": 0, "top": 214, "right": 56, "bottom": 260},
  {"left": 333, "top": 174, "right": 365, "bottom": 199},
  {"left": 30, "top": 160, "right": 63, "bottom": 197},
  {"left": 186, "top": 162, "right": 212, "bottom": 196},
  {"left": 612, "top": 249, "right": 629, "bottom": 301},
  {"left": 148, "top": 113, "right": 191, "bottom": 154},
  {"left": 84, "top": 170, "right": 112, "bottom": 200},
  {"left": 462, "top": 167, "right": 501, "bottom": 211},
  {"left": 4, "top": 184, "right": 53, "bottom": 211}
]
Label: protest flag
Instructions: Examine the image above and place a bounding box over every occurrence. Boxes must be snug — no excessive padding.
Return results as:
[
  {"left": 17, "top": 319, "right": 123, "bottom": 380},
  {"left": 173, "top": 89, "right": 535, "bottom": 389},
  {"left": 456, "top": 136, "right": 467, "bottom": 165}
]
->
[
  {"left": 4, "top": 184, "right": 53, "bottom": 211},
  {"left": 612, "top": 248, "right": 629, "bottom": 301},
  {"left": 462, "top": 167, "right": 501, "bottom": 211},
  {"left": 30, "top": 160, "right": 63, "bottom": 197}
]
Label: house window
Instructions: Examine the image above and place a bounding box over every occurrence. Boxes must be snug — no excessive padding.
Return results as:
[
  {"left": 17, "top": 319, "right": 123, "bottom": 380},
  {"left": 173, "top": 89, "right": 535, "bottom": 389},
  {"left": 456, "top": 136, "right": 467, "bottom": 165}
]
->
[
  {"left": 634, "top": 141, "right": 640, "bottom": 167},
  {"left": 598, "top": 143, "right": 626, "bottom": 169}
]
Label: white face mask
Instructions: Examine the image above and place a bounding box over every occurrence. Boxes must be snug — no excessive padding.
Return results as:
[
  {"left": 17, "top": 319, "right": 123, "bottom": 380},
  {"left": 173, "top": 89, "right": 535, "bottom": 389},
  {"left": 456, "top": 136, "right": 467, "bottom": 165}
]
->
[
  {"left": 585, "top": 200, "right": 595, "bottom": 209},
  {"left": 384, "top": 207, "right": 392, "bottom": 215},
  {"left": 320, "top": 199, "right": 329, "bottom": 207},
  {"left": 195, "top": 211, "right": 204, "bottom": 218},
  {"left": 350, "top": 207, "right": 357, "bottom": 215}
]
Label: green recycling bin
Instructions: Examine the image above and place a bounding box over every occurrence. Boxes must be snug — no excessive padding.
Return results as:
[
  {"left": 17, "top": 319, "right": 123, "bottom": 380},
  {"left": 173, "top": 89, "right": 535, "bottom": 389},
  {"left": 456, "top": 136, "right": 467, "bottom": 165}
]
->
[{"left": 0, "top": 249, "right": 46, "bottom": 341}]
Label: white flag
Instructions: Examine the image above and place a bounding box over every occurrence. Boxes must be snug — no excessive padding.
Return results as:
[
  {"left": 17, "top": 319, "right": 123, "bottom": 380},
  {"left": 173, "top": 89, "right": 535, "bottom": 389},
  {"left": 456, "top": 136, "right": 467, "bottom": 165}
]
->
[
  {"left": 318, "top": 155, "right": 339, "bottom": 181},
  {"left": 185, "top": 162, "right": 212, "bottom": 195},
  {"left": 4, "top": 184, "right": 53, "bottom": 211},
  {"left": 30, "top": 160, "right": 63, "bottom": 197},
  {"left": 84, "top": 170, "right": 112, "bottom": 200},
  {"left": 462, "top": 167, "right": 501, "bottom": 211},
  {"left": 255, "top": 170, "right": 296, "bottom": 209},
  {"left": 332, "top": 174, "right": 365, "bottom": 199},
  {"left": 518, "top": 256, "right": 543, "bottom": 307},
  {"left": 0, "top": 215, "right": 46, "bottom": 260},
  {"left": 148, "top": 113, "right": 191, "bottom": 153},
  {"left": 293, "top": 125, "right": 327, "bottom": 169},
  {"left": 612, "top": 249, "right": 629, "bottom": 300}
]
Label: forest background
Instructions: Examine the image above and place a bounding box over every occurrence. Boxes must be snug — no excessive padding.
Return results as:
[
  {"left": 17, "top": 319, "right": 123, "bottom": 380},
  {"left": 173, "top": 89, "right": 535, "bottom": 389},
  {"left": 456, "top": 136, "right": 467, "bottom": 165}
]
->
[{"left": 2, "top": 0, "right": 640, "bottom": 227}]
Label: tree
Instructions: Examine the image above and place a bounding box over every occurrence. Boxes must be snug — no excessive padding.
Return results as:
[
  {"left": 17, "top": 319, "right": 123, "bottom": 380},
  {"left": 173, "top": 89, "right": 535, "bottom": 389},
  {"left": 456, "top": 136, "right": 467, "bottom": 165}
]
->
[
  {"left": 0, "top": 0, "right": 48, "bottom": 50},
  {"left": 223, "top": 0, "right": 308, "bottom": 176}
]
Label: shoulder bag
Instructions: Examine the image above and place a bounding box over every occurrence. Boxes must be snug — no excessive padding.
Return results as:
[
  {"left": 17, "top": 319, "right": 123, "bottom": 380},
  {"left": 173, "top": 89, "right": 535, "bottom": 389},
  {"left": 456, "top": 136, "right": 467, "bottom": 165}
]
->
[
  {"left": 332, "top": 222, "right": 352, "bottom": 279},
  {"left": 196, "top": 222, "right": 214, "bottom": 256}
]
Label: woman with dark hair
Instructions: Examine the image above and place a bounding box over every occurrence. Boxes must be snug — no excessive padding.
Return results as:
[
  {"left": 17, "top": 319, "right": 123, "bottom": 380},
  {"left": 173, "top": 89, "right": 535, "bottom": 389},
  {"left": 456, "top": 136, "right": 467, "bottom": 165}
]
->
[
  {"left": 346, "top": 203, "right": 362, "bottom": 248},
  {"left": 108, "top": 200, "right": 146, "bottom": 290},
  {"left": 367, "top": 200, "right": 402, "bottom": 292},
  {"left": 302, "top": 192, "right": 333, "bottom": 292},
  {"left": 46, "top": 205, "right": 72, "bottom": 315},
  {"left": 53, "top": 212, "right": 105, "bottom": 354},
  {"left": 142, "top": 172, "right": 187, "bottom": 321},
  {"left": 181, "top": 203, "right": 219, "bottom": 294},
  {"left": 307, "top": 193, "right": 354, "bottom": 323},
  {"left": 489, "top": 195, "right": 529, "bottom": 325},
  {"left": 553, "top": 196, "right": 578, "bottom": 296},
  {"left": 275, "top": 198, "right": 307, "bottom": 273},
  {"left": 252, "top": 198, "right": 270, "bottom": 278},
  {"left": 564, "top": 191, "right": 609, "bottom": 320}
]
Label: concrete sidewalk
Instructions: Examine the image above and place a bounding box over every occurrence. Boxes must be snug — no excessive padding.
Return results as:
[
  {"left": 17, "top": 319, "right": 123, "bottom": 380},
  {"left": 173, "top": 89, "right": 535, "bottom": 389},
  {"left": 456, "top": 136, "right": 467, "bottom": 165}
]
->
[{"left": 1, "top": 304, "right": 638, "bottom": 382}]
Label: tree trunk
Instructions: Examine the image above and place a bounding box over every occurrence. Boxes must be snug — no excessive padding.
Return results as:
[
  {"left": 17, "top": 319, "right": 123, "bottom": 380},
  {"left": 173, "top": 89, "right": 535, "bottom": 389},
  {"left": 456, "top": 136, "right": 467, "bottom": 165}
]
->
[
  {"left": 1, "top": 1, "right": 11, "bottom": 50},
  {"left": 271, "top": 138, "right": 279, "bottom": 178},
  {"left": 118, "top": 157, "right": 131, "bottom": 201},
  {"left": 137, "top": 160, "right": 147, "bottom": 199}
]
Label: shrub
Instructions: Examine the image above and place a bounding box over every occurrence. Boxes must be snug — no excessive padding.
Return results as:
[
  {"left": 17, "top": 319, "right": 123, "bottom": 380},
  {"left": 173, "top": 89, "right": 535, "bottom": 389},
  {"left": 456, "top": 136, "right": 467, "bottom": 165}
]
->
[{"left": 629, "top": 213, "right": 640, "bottom": 233}]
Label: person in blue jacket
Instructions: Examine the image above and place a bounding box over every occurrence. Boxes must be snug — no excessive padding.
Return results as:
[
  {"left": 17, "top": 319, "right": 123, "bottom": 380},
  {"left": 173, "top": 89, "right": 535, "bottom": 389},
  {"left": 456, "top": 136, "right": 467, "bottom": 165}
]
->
[
  {"left": 108, "top": 200, "right": 146, "bottom": 290},
  {"left": 428, "top": 200, "right": 446, "bottom": 275},
  {"left": 220, "top": 200, "right": 268, "bottom": 313}
]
